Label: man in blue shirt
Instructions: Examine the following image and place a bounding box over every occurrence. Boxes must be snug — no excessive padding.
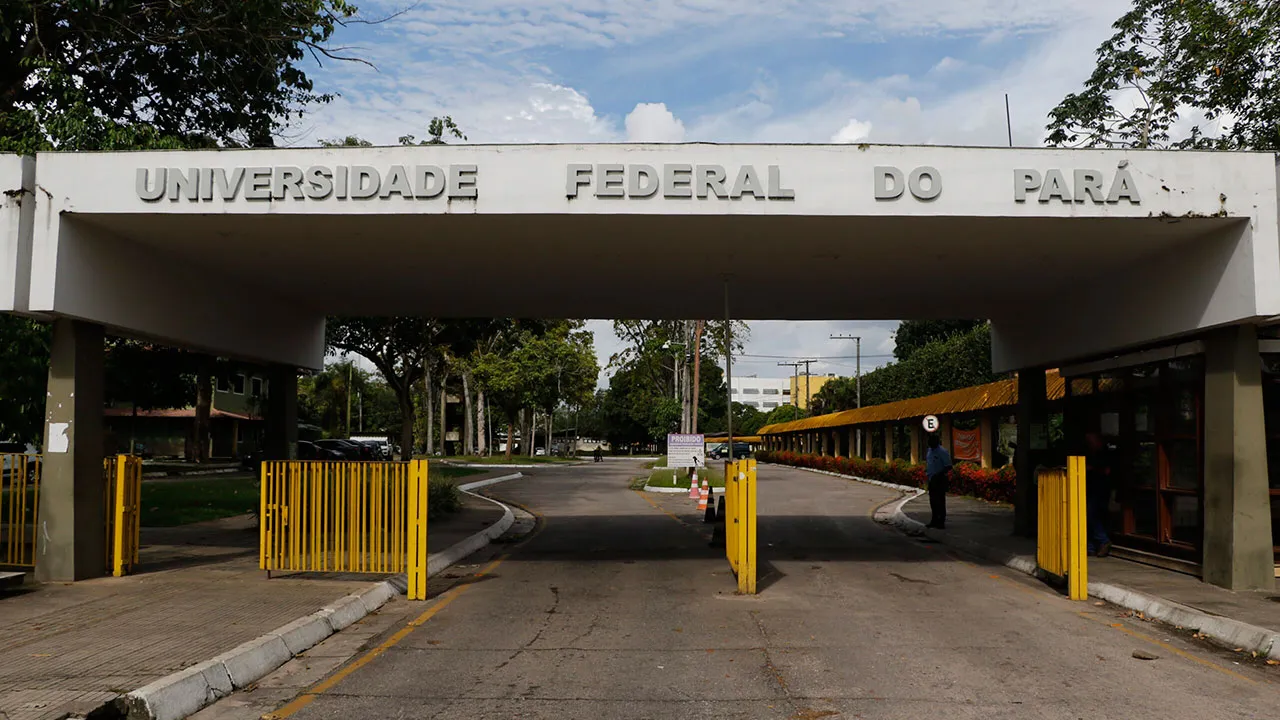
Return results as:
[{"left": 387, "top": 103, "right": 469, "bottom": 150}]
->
[{"left": 924, "top": 434, "right": 953, "bottom": 529}]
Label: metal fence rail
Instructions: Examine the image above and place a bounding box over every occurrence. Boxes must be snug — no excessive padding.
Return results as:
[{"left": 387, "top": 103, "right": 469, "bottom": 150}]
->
[
  {"left": 1036, "top": 457, "right": 1087, "bottom": 600},
  {"left": 104, "top": 454, "right": 142, "bottom": 576},
  {"left": 1, "top": 454, "right": 40, "bottom": 568},
  {"left": 724, "top": 458, "right": 757, "bottom": 594},
  {"left": 260, "top": 460, "right": 429, "bottom": 599}
]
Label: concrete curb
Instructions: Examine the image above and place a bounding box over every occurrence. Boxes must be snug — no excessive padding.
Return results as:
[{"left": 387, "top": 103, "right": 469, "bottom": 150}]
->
[
  {"left": 643, "top": 485, "right": 698, "bottom": 494},
  {"left": 448, "top": 462, "right": 587, "bottom": 469},
  {"left": 865, "top": 476, "right": 1278, "bottom": 659},
  {"left": 427, "top": 474, "right": 522, "bottom": 576},
  {"left": 119, "top": 473, "right": 527, "bottom": 720}
]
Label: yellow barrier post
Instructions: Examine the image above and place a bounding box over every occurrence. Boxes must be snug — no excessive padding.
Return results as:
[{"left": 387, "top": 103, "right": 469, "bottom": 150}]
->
[
  {"left": 406, "top": 459, "right": 429, "bottom": 600},
  {"left": 741, "top": 458, "right": 757, "bottom": 595},
  {"left": 724, "top": 460, "right": 738, "bottom": 574},
  {"left": 1067, "top": 455, "right": 1088, "bottom": 601}
]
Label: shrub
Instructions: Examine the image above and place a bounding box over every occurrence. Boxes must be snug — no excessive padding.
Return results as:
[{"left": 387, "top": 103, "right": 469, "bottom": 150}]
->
[
  {"left": 757, "top": 449, "right": 1015, "bottom": 505},
  {"left": 428, "top": 478, "right": 462, "bottom": 520}
]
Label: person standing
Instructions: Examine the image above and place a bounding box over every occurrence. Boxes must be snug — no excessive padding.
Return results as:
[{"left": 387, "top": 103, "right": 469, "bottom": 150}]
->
[
  {"left": 925, "top": 434, "right": 953, "bottom": 529},
  {"left": 1084, "top": 431, "right": 1114, "bottom": 557}
]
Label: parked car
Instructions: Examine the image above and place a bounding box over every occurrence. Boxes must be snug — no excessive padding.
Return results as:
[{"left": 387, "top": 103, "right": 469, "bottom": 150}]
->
[
  {"left": 349, "top": 438, "right": 390, "bottom": 459},
  {"left": 298, "top": 441, "right": 344, "bottom": 461},
  {"left": 0, "top": 441, "right": 39, "bottom": 484},
  {"left": 348, "top": 437, "right": 392, "bottom": 459},
  {"left": 314, "top": 439, "right": 373, "bottom": 460},
  {"left": 707, "top": 442, "right": 752, "bottom": 460}
]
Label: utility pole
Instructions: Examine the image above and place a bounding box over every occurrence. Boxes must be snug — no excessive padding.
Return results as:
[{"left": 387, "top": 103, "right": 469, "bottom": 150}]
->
[
  {"left": 692, "top": 319, "right": 704, "bottom": 434},
  {"left": 831, "top": 334, "right": 862, "bottom": 455},
  {"left": 724, "top": 280, "right": 733, "bottom": 456},
  {"left": 777, "top": 361, "right": 801, "bottom": 412},
  {"left": 798, "top": 359, "right": 815, "bottom": 416},
  {"left": 357, "top": 391, "right": 363, "bottom": 433},
  {"left": 345, "top": 360, "right": 353, "bottom": 437}
]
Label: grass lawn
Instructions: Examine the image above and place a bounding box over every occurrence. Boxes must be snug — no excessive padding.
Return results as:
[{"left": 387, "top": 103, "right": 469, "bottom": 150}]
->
[
  {"left": 644, "top": 456, "right": 668, "bottom": 469},
  {"left": 435, "top": 455, "right": 581, "bottom": 465},
  {"left": 430, "top": 465, "right": 484, "bottom": 483},
  {"left": 643, "top": 465, "right": 725, "bottom": 489},
  {"left": 142, "top": 476, "right": 259, "bottom": 527},
  {"left": 142, "top": 469, "right": 478, "bottom": 527}
]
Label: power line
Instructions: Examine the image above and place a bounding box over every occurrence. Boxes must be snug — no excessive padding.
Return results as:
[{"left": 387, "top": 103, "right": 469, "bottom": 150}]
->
[{"left": 738, "top": 353, "right": 893, "bottom": 360}]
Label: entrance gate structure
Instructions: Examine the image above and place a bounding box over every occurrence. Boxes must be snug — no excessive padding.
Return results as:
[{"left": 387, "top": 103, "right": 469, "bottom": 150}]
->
[{"left": 4, "top": 145, "right": 1278, "bottom": 592}]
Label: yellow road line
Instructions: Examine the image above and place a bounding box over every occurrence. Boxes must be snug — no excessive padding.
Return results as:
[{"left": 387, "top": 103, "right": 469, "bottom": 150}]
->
[
  {"left": 633, "top": 488, "right": 691, "bottom": 525},
  {"left": 1076, "top": 611, "right": 1257, "bottom": 685},
  {"left": 264, "top": 502, "right": 545, "bottom": 720}
]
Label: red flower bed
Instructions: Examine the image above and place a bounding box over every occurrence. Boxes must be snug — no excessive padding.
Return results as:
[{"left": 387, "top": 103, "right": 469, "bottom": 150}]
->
[{"left": 756, "top": 450, "right": 1016, "bottom": 505}]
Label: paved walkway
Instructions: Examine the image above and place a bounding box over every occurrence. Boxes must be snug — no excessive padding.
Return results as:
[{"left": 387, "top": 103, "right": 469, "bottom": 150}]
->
[
  {"left": 238, "top": 462, "right": 1277, "bottom": 720},
  {"left": 902, "top": 492, "right": 1280, "bottom": 634},
  {"left": 0, "top": 488, "right": 505, "bottom": 720}
]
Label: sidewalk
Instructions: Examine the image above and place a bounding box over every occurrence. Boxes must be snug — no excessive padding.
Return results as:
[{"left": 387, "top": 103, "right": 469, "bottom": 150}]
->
[
  {"left": 899, "top": 492, "right": 1280, "bottom": 652},
  {"left": 0, "top": 491, "right": 506, "bottom": 720}
]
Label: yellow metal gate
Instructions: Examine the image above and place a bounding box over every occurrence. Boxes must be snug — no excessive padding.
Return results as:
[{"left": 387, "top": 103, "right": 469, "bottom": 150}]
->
[
  {"left": 260, "top": 460, "right": 430, "bottom": 600},
  {"left": 1, "top": 454, "right": 40, "bottom": 569},
  {"left": 104, "top": 454, "right": 143, "bottom": 576},
  {"left": 1036, "top": 456, "right": 1087, "bottom": 600},
  {"left": 724, "top": 458, "right": 758, "bottom": 594}
]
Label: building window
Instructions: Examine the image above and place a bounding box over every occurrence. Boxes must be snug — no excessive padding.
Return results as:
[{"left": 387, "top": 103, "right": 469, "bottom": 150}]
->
[
  {"left": 782, "top": 389, "right": 791, "bottom": 396},
  {"left": 251, "top": 377, "right": 263, "bottom": 398},
  {"left": 764, "top": 402, "right": 779, "bottom": 409},
  {"left": 763, "top": 388, "right": 779, "bottom": 395},
  {"left": 216, "top": 376, "right": 229, "bottom": 393},
  {"left": 731, "top": 388, "right": 739, "bottom": 394},
  {"left": 232, "top": 374, "right": 246, "bottom": 395},
  {"left": 743, "top": 388, "right": 760, "bottom": 394}
]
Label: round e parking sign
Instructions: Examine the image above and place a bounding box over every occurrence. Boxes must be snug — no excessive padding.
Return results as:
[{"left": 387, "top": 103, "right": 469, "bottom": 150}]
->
[{"left": 922, "top": 415, "right": 939, "bottom": 433}]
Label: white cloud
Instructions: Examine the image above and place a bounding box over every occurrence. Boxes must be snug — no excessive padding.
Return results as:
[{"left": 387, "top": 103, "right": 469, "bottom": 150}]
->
[
  {"left": 831, "top": 118, "right": 873, "bottom": 143},
  {"left": 624, "top": 103, "right": 686, "bottom": 142}
]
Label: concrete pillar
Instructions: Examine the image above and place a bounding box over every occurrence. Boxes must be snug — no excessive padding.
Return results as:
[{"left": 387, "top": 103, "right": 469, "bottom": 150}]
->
[
  {"left": 863, "top": 428, "right": 873, "bottom": 460},
  {"left": 847, "top": 428, "right": 856, "bottom": 459},
  {"left": 909, "top": 423, "right": 921, "bottom": 464},
  {"left": 36, "top": 320, "right": 106, "bottom": 582},
  {"left": 264, "top": 365, "right": 298, "bottom": 461},
  {"left": 979, "top": 412, "right": 994, "bottom": 469},
  {"left": 1203, "top": 324, "right": 1275, "bottom": 591},
  {"left": 884, "top": 425, "right": 894, "bottom": 462},
  {"left": 1015, "top": 369, "right": 1048, "bottom": 537}
]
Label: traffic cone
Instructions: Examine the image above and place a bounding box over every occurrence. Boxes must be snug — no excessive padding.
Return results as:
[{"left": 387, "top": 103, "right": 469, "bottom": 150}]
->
[
  {"left": 688, "top": 469, "right": 700, "bottom": 499},
  {"left": 697, "top": 478, "right": 709, "bottom": 512}
]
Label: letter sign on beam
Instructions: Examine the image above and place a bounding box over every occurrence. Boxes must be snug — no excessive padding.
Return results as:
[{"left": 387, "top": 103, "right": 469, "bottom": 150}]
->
[
  {"left": 923, "top": 415, "right": 940, "bottom": 433},
  {"left": 875, "top": 166, "right": 905, "bottom": 200},
  {"left": 567, "top": 164, "right": 592, "bottom": 198}
]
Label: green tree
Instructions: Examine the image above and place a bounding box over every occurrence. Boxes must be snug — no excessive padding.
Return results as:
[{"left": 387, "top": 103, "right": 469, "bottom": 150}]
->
[
  {"left": 0, "top": 317, "right": 49, "bottom": 444},
  {"left": 1046, "top": 0, "right": 1280, "bottom": 150},
  {"left": 731, "top": 403, "right": 766, "bottom": 436},
  {"left": 763, "top": 404, "right": 804, "bottom": 426},
  {"left": 1, "top": 1, "right": 363, "bottom": 151},
  {"left": 812, "top": 324, "right": 1002, "bottom": 413},
  {"left": 892, "top": 320, "right": 984, "bottom": 362},
  {"left": 520, "top": 323, "right": 598, "bottom": 454}
]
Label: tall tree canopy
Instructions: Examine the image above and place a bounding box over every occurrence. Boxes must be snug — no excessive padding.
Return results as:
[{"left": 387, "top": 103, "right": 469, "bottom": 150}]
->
[
  {"left": 811, "top": 324, "right": 1001, "bottom": 414},
  {"left": 892, "top": 320, "right": 985, "bottom": 362},
  {"left": 1, "top": 0, "right": 363, "bottom": 151},
  {"left": 1047, "top": 0, "right": 1280, "bottom": 150}
]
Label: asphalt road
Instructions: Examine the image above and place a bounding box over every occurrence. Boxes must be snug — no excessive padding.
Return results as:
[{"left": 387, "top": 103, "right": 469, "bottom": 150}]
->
[{"left": 274, "top": 460, "right": 1278, "bottom": 719}]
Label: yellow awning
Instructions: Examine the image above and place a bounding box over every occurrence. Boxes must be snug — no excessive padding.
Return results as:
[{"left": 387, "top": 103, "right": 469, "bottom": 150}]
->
[{"left": 759, "top": 371, "right": 1065, "bottom": 435}]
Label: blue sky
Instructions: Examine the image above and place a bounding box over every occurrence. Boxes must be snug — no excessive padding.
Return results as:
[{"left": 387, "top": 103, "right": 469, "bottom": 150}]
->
[{"left": 303, "top": 1, "right": 1127, "bottom": 383}]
